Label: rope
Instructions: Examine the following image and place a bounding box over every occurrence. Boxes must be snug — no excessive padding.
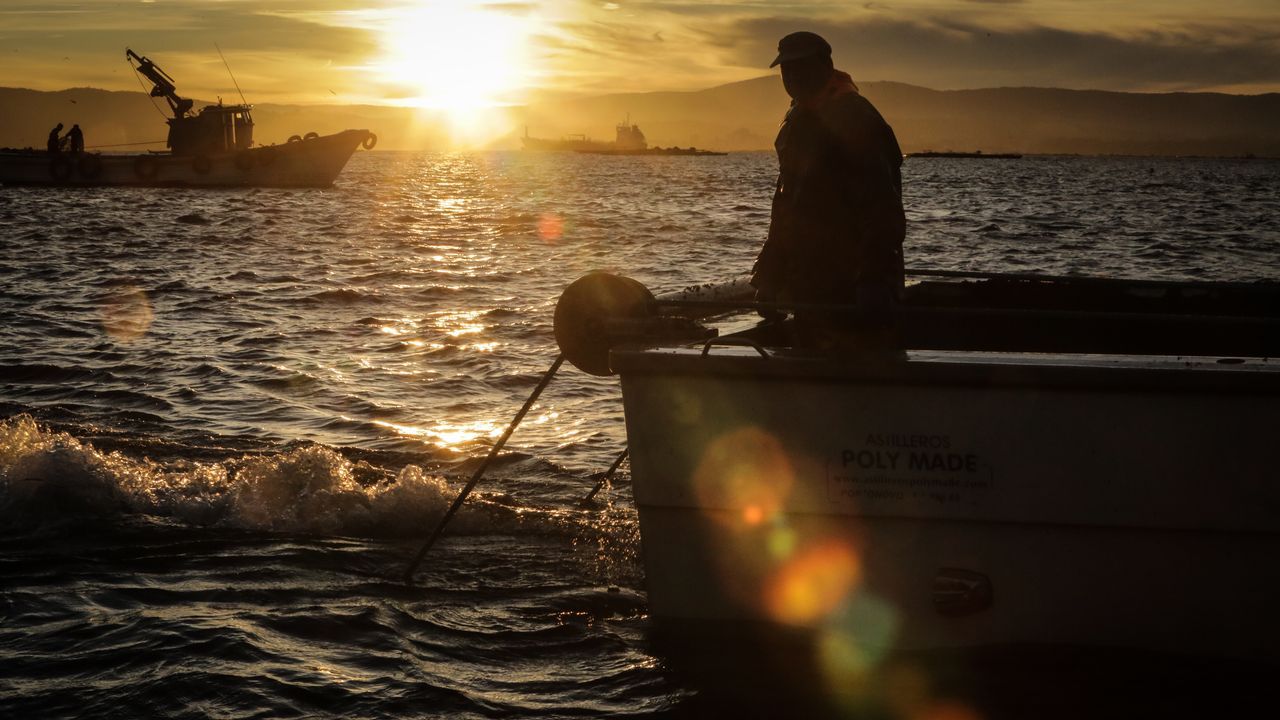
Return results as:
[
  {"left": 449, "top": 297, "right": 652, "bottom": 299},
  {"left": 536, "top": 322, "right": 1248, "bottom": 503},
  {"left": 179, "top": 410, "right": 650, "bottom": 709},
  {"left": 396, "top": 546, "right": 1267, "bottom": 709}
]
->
[
  {"left": 215, "top": 42, "right": 249, "bottom": 106},
  {"left": 86, "top": 140, "right": 167, "bottom": 150},
  {"left": 403, "top": 354, "right": 566, "bottom": 584},
  {"left": 128, "top": 57, "right": 170, "bottom": 121},
  {"left": 580, "top": 448, "right": 628, "bottom": 506}
]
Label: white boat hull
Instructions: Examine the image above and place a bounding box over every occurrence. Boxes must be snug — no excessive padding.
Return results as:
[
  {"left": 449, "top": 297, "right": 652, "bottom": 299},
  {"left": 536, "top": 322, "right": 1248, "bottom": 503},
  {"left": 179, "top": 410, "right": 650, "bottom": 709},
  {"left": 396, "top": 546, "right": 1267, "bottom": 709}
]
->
[
  {"left": 0, "top": 129, "right": 371, "bottom": 188},
  {"left": 617, "top": 347, "right": 1280, "bottom": 660}
]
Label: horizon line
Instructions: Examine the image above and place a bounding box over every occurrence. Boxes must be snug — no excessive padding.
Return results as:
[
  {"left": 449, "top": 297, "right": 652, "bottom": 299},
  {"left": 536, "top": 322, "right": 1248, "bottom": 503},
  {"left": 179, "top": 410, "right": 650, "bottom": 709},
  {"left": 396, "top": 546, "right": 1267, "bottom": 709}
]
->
[{"left": 3, "top": 80, "right": 1277, "bottom": 108}]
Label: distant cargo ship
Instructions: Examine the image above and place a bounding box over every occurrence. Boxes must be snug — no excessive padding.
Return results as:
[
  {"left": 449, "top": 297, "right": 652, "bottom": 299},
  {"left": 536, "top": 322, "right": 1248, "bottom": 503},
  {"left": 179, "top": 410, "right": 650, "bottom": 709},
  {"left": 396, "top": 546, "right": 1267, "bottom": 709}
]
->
[
  {"left": 523, "top": 119, "right": 724, "bottom": 156},
  {"left": 580, "top": 146, "right": 728, "bottom": 157},
  {"left": 909, "top": 150, "right": 1023, "bottom": 159},
  {"left": 520, "top": 133, "right": 615, "bottom": 153}
]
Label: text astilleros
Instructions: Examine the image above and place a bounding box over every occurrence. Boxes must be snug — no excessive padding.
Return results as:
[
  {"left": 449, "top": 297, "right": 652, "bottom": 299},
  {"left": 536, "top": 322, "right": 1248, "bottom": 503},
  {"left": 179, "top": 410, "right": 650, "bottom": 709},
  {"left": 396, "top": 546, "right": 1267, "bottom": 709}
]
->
[{"left": 863, "top": 433, "right": 952, "bottom": 449}]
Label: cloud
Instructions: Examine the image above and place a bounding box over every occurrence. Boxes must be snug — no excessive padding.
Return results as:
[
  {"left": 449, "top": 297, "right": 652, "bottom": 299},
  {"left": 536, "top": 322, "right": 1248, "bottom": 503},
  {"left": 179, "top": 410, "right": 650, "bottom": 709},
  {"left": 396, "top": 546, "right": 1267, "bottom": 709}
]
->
[
  {"left": 0, "top": 1, "right": 379, "bottom": 101},
  {"left": 535, "top": 14, "right": 738, "bottom": 93},
  {"left": 714, "top": 15, "right": 1280, "bottom": 92},
  {"left": 4, "top": 0, "right": 1278, "bottom": 101}
]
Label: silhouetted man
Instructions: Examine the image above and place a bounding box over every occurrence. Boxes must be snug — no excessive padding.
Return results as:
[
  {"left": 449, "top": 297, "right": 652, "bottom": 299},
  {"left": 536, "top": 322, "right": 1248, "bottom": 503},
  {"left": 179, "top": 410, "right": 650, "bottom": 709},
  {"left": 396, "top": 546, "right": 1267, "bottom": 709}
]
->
[
  {"left": 750, "top": 31, "right": 905, "bottom": 350},
  {"left": 67, "top": 124, "right": 84, "bottom": 153},
  {"left": 47, "top": 123, "right": 64, "bottom": 153}
]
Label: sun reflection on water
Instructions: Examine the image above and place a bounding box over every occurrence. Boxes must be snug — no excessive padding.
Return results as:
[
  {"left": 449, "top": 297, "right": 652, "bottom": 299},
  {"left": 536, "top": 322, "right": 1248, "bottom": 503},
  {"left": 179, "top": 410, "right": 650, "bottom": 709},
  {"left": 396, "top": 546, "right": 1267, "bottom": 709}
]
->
[
  {"left": 447, "top": 324, "right": 484, "bottom": 338},
  {"left": 379, "top": 322, "right": 415, "bottom": 336},
  {"left": 430, "top": 309, "right": 487, "bottom": 339},
  {"left": 371, "top": 418, "right": 500, "bottom": 450}
]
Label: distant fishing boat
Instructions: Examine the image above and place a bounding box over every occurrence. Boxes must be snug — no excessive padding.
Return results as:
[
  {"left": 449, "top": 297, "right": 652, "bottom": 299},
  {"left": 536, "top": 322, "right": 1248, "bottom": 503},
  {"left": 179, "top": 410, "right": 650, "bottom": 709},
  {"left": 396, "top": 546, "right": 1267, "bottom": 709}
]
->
[{"left": 0, "top": 49, "right": 376, "bottom": 188}]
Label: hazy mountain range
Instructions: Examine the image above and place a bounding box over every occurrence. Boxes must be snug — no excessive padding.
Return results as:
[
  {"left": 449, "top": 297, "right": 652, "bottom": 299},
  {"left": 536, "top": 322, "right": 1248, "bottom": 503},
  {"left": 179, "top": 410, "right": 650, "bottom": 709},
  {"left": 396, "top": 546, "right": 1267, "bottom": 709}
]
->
[{"left": 3, "top": 77, "right": 1277, "bottom": 157}]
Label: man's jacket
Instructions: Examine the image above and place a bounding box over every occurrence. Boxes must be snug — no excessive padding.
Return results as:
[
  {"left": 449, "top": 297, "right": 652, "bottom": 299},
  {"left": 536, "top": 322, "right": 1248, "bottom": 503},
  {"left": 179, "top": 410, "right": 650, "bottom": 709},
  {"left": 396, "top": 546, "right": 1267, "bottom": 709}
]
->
[{"left": 752, "top": 72, "right": 905, "bottom": 303}]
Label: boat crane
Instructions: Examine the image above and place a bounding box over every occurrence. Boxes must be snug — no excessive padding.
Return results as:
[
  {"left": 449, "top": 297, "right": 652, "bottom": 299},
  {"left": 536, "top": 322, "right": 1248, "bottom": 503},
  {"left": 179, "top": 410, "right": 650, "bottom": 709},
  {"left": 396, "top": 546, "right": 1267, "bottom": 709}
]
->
[
  {"left": 126, "top": 48, "right": 195, "bottom": 119},
  {"left": 125, "top": 47, "right": 255, "bottom": 156}
]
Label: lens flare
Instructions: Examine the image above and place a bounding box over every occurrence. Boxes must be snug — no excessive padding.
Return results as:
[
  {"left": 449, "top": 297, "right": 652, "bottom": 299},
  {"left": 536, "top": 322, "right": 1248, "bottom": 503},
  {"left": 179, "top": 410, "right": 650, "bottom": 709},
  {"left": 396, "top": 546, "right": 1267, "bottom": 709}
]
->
[
  {"left": 538, "top": 213, "right": 563, "bottom": 243},
  {"left": 693, "top": 426, "right": 794, "bottom": 526},
  {"left": 766, "top": 539, "right": 860, "bottom": 625},
  {"left": 817, "top": 593, "right": 902, "bottom": 709},
  {"left": 99, "top": 284, "right": 153, "bottom": 341},
  {"left": 766, "top": 522, "right": 797, "bottom": 559},
  {"left": 915, "top": 701, "right": 983, "bottom": 720},
  {"left": 882, "top": 665, "right": 984, "bottom": 720},
  {"left": 817, "top": 629, "right": 876, "bottom": 708}
]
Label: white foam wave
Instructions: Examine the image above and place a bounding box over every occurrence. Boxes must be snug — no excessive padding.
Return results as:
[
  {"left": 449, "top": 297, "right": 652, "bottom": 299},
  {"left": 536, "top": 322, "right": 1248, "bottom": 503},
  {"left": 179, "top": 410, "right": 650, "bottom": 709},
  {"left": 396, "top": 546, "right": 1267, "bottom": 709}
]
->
[{"left": 0, "top": 415, "right": 538, "bottom": 537}]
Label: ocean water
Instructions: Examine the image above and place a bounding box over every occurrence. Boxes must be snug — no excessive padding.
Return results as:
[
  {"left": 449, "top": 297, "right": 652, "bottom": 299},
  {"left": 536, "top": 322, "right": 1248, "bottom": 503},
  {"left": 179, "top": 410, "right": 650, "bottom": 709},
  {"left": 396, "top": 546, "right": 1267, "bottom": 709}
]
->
[{"left": 1, "top": 152, "right": 1279, "bottom": 717}]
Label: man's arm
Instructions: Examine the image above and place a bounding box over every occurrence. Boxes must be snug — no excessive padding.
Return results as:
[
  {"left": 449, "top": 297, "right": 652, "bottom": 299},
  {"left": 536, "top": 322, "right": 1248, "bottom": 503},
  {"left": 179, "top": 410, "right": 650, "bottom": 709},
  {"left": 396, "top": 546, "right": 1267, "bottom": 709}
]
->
[
  {"left": 825, "top": 97, "right": 906, "bottom": 285},
  {"left": 751, "top": 176, "right": 790, "bottom": 297}
]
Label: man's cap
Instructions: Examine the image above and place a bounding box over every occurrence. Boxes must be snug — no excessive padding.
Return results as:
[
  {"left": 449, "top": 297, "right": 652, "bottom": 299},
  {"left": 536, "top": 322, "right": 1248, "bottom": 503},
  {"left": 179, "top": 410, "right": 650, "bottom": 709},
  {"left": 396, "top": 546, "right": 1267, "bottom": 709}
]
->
[{"left": 770, "top": 31, "right": 832, "bottom": 68}]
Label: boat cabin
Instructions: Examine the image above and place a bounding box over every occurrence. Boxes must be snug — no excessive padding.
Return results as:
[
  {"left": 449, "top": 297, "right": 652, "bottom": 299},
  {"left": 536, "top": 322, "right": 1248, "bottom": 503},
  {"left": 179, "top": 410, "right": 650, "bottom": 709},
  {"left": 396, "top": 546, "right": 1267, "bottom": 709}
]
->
[
  {"left": 167, "top": 103, "right": 254, "bottom": 157},
  {"left": 614, "top": 122, "right": 647, "bottom": 150}
]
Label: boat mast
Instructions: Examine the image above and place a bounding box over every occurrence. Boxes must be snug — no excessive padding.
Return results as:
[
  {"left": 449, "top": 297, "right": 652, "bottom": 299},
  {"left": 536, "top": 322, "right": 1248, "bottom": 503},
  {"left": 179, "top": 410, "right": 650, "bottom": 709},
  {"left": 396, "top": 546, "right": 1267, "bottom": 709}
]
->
[{"left": 214, "top": 42, "right": 249, "bottom": 107}]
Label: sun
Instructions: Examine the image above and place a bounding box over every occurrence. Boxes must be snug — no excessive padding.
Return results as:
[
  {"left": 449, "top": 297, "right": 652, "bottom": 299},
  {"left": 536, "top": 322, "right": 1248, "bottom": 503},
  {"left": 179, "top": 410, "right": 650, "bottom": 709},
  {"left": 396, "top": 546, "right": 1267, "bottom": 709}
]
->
[{"left": 378, "top": 2, "right": 535, "bottom": 118}]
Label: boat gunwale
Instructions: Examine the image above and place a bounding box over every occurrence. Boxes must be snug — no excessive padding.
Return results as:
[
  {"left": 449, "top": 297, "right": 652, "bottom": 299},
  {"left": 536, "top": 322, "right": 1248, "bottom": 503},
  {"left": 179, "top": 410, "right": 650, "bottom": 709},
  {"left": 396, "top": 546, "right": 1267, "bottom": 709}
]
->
[{"left": 610, "top": 345, "right": 1280, "bottom": 394}]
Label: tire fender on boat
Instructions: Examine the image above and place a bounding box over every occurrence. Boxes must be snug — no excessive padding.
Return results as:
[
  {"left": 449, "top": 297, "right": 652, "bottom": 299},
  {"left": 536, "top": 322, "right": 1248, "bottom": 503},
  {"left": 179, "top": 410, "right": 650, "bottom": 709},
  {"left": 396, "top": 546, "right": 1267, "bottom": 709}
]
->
[
  {"left": 77, "top": 154, "right": 103, "bottom": 180},
  {"left": 303, "top": 132, "right": 320, "bottom": 141},
  {"left": 554, "top": 273, "right": 656, "bottom": 376},
  {"left": 192, "top": 155, "right": 212, "bottom": 174},
  {"left": 287, "top": 135, "right": 303, "bottom": 143},
  {"left": 234, "top": 152, "right": 254, "bottom": 172},
  {"left": 49, "top": 156, "right": 73, "bottom": 183},
  {"left": 134, "top": 155, "right": 159, "bottom": 180},
  {"left": 361, "top": 133, "right": 378, "bottom": 151}
]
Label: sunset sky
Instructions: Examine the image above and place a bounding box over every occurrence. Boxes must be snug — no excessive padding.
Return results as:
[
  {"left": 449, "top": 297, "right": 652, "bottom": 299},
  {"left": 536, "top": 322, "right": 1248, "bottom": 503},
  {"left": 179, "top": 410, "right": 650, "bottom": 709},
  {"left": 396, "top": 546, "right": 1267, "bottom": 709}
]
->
[{"left": 2, "top": 0, "right": 1277, "bottom": 109}]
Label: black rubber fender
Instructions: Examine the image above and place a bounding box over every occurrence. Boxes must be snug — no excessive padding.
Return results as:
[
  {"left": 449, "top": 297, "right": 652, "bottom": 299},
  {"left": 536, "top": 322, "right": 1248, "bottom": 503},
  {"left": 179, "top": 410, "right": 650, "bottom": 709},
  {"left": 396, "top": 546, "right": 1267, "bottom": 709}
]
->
[
  {"left": 554, "top": 273, "right": 655, "bottom": 376},
  {"left": 362, "top": 133, "right": 378, "bottom": 150},
  {"left": 303, "top": 131, "right": 320, "bottom": 140},
  {"left": 287, "top": 134, "right": 302, "bottom": 143}
]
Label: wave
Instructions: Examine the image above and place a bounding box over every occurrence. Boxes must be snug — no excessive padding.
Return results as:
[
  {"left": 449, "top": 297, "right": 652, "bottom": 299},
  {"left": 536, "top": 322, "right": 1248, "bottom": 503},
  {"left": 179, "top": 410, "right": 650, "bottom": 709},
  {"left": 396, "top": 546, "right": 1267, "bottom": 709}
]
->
[
  {"left": 304, "top": 288, "right": 383, "bottom": 304},
  {"left": 0, "top": 416, "right": 599, "bottom": 539},
  {"left": 0, "top": 362, "right": 105, "bottom": 383}
]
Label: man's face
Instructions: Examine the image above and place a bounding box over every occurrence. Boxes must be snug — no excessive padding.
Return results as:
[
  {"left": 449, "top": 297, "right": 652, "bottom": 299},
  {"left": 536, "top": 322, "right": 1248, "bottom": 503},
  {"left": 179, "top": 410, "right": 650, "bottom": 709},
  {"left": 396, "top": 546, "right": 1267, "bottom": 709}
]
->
[{"left": 780, "top": 55, "right": 831, "bottom": 102}]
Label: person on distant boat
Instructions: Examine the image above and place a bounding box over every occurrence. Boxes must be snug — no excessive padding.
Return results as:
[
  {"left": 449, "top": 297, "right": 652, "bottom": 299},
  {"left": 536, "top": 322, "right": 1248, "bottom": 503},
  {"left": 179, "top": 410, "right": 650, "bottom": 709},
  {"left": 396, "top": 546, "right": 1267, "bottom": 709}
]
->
[
  {"left": 67, "top": 124, "right": 84, "bottom": 154},
  {"left": 47, "top": 123, "right": 64, "bottom": 154},
  {"left": 750, "top": 31, "right": 905, "bottom": 351}
]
